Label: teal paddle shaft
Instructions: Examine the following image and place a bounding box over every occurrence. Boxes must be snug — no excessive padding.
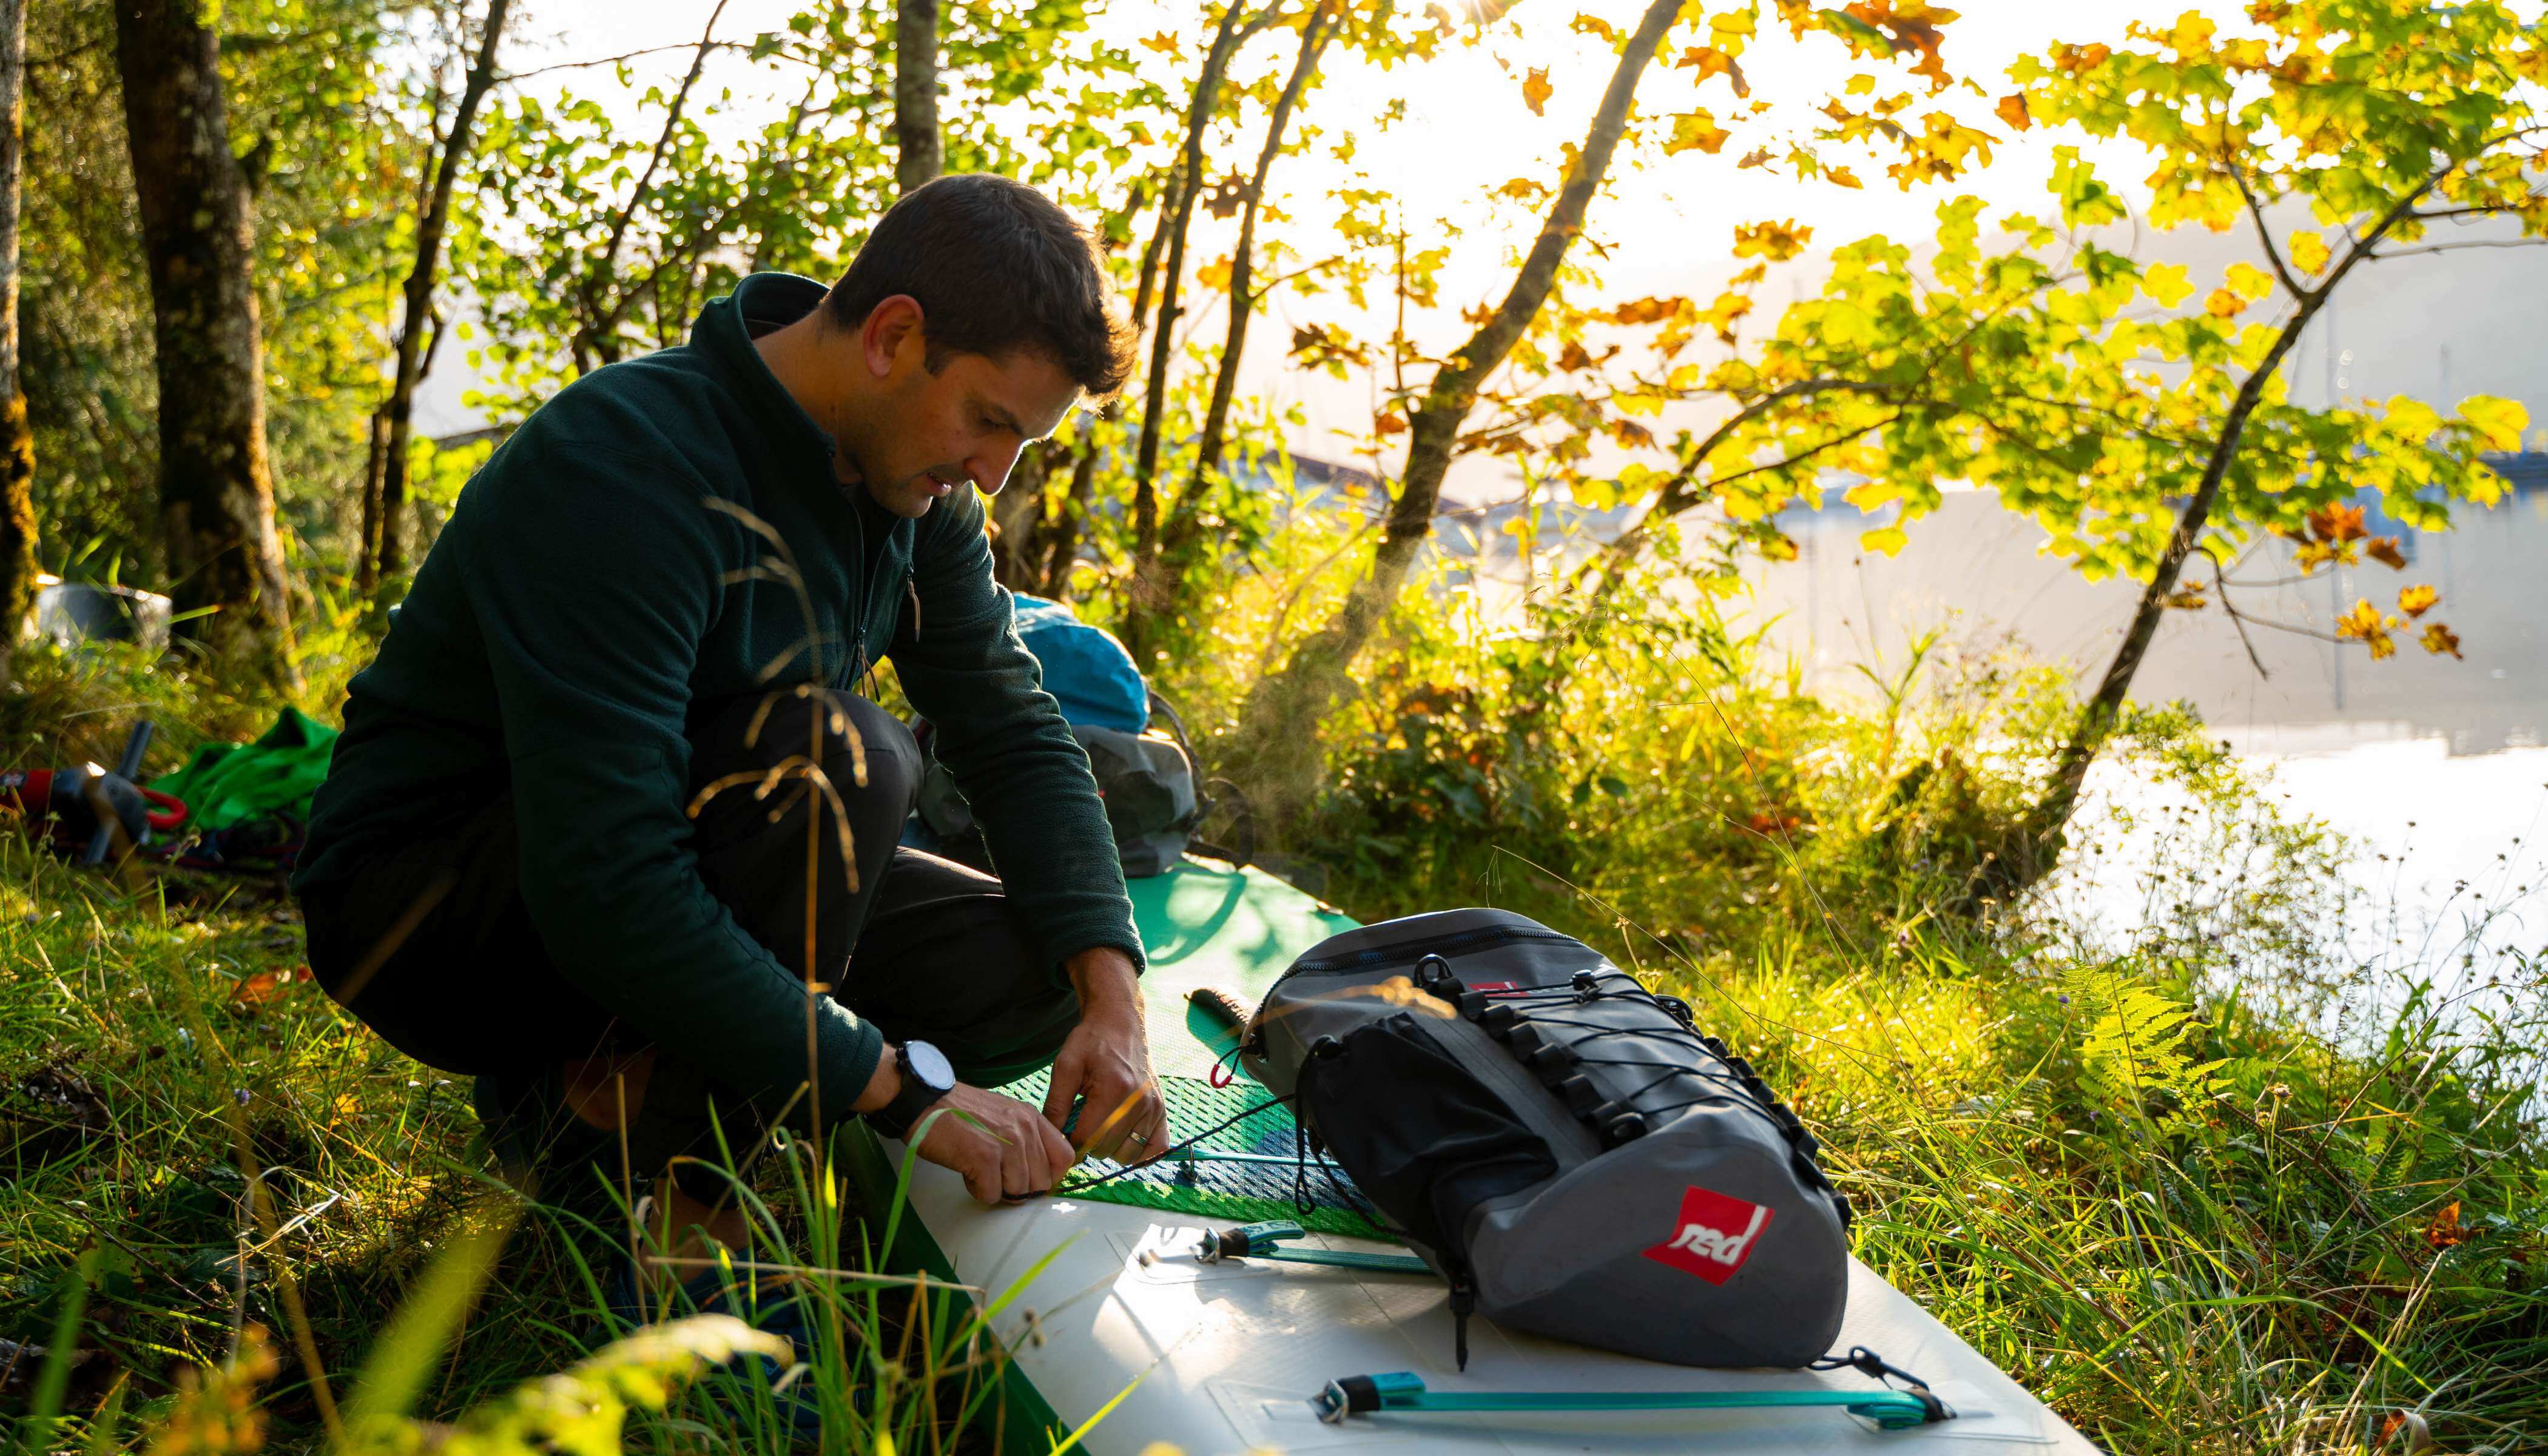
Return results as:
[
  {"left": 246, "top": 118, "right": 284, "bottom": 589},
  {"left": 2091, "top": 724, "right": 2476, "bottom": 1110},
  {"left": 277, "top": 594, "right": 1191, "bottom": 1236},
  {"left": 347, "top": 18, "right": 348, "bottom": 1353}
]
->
[
  {"left": 1315, "top": 1372, "right": 1952, "bottom": 1431},
  {"left": 1199, "top": 1221, "right": 1433, "bottom": 1275}
]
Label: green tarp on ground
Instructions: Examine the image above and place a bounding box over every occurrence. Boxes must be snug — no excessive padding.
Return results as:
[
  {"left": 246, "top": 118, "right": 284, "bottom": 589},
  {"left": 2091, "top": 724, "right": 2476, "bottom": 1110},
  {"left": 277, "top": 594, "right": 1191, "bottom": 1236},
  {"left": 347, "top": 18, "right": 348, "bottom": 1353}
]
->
[{"left": 149, "top": 707, "right": 337, "bottom": 832}]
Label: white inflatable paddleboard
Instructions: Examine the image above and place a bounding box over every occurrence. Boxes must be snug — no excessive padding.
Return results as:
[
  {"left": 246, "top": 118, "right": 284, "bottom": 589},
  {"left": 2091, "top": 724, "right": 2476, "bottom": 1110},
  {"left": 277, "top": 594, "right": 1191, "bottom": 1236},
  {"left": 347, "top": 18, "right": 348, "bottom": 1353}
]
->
[{"left": 880, "top": 863, "right": 2103, "bottom": 1454}]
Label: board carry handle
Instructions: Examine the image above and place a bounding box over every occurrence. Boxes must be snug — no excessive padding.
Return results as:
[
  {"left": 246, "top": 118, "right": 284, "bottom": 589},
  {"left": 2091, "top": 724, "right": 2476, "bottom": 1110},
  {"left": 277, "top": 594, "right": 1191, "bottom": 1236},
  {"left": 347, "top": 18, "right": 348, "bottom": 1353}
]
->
[
  {"left": 1197, "top": 1220, "right": 1432, "bottom": 1275},
  {"left": 1312, "top": 1371, "right": 1954, "bottom": 1431}
]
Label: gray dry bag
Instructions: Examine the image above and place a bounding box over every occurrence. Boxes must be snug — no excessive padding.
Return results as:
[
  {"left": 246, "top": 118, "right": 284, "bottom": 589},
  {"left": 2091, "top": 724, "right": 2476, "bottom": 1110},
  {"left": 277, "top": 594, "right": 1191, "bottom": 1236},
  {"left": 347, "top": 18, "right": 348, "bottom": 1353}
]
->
[{"left": 1241, "top": 908, "right": 1853, "bottom": 1369}]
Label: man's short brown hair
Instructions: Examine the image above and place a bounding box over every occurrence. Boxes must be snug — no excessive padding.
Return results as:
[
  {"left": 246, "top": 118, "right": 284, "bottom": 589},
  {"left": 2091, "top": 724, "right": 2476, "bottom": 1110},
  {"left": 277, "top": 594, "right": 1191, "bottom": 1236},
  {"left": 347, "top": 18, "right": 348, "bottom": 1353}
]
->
[{"left": 823, "top": 174, "right": 1136, "bottom": 397}]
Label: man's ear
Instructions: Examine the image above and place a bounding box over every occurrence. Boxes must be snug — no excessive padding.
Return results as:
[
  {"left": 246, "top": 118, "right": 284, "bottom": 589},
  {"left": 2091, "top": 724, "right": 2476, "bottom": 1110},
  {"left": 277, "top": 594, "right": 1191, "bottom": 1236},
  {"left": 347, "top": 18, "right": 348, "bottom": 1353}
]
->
[{"left": 860, "top": 294, "right": 927, "bottom": 379}]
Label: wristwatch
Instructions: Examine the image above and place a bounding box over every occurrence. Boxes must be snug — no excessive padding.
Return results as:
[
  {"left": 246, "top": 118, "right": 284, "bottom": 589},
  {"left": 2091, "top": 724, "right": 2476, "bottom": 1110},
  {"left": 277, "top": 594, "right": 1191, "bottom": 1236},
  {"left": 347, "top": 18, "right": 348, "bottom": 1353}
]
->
[{"left": 869, "top": 1039, "right": 957, "bottom": 1142}]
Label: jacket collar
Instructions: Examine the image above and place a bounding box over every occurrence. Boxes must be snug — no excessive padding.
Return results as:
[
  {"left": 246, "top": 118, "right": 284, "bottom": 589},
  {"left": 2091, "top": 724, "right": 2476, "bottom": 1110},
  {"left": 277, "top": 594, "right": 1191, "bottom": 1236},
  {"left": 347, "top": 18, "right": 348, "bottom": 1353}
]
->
[{"left": 691, "top": 272, "right": 840, "bottom": 471}]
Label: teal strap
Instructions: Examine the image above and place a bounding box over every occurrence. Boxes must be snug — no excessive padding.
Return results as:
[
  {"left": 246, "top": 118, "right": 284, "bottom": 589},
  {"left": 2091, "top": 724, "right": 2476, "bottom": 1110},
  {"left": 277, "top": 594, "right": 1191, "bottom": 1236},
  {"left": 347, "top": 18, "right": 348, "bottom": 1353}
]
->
[{"left": 1315, "top": 1373, "right": 1952, "bottom": 1432}]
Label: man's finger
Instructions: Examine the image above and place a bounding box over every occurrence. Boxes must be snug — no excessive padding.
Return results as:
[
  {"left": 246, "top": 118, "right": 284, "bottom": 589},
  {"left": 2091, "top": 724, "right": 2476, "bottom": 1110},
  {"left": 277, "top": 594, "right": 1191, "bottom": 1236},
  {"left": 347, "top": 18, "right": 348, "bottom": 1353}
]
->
[
  {"left": 1076, "top": 1077, "right": 1146, "bottom": 1154},
  {"left": 1037, "top": 1114, "right": 1076, "bottom": 1175},
  {"left": 1042, "top": 1049, "right": 1081, "bottom": 1127}
]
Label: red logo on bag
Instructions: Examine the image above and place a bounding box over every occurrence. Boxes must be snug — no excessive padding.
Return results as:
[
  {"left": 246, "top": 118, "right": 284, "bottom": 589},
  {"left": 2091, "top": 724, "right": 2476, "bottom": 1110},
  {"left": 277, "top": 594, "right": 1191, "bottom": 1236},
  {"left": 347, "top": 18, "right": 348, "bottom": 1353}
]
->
[{"left": 1642, "top": 1185, "right": 1771, "bottom": 1285}]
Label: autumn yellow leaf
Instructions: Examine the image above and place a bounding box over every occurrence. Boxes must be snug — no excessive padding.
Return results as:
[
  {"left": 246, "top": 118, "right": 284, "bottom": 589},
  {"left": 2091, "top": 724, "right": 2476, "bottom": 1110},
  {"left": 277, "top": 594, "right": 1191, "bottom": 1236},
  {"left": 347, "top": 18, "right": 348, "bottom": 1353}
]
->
[
  {"left": 1666, "top": 110, "right": 1733, "bottom": 156},
  {"left": 1140, "top": 29, "right": 1179, "bottom": 54},
  {"left": 2225, "top": 261, "right": 2276, "bottom": 300},
  {"left": 2461, "top": 394, "right": 2529, "bottom": 452},
  {"left": 2203, "top": 288, "right": 2246, "bottom": 318},
  {"left": 2398, "top": 583, "right": 2438, "bottom": 618},
  {"left": 2422, "top": 622, "right": 2463, "bottom": 659},
  {"left": 2287, "top": 230, "right": 2329, "bottom": 274},
  {"left": 1733, "top": 218, "right": 1813, "bottom": 260},
  {"left": 2142, "top": 262, "right": 2194, "bottom": 308},
  {"left": 1861, "top": 524, "right": 1910, "bottom": 556},
  {"left": 2335, "top": 598, "right": 2397, "bottom": 659},
  {"left": 1496, "top": 177, "right": 1549, "bottom": 202},
  {"left": 1522, "top": 67, "right": 1552, "bottom": 116},
  {"left": 1571, "top": 12, "right": 1621, "bottom": 43},
  {"left": 1824, "top": 164, "right": 1864, "bottom": 188}
]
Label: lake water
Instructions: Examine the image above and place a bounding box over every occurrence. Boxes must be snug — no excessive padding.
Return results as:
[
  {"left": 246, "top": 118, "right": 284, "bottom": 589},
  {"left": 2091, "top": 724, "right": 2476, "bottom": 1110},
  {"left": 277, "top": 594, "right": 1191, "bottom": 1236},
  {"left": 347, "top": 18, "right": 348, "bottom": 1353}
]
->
[{"left": 1731, "top": 485, "right": 2548, "bottom": 1000}]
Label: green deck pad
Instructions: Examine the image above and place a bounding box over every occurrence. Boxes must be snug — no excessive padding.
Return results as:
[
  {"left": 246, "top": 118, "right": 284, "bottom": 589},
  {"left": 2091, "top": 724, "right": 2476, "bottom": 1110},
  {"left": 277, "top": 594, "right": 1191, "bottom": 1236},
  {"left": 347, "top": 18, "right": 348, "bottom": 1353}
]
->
[
  {"left": 1033, "top": 861, "right": 1387, "bottom": 1236},
  {"left": 1122, "top": 862, "right": 1360, "bottom": 1080},
  {"left": 1041, "top": 1071, "right": 1389, "bottom": 1237}
]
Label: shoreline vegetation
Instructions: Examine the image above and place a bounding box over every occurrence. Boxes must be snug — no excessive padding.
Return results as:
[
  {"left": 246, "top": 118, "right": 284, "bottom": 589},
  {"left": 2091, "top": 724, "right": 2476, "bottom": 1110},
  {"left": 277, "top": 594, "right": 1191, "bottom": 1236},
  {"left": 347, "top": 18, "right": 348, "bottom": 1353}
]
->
[{"left": 4, "top": 562, "right": 2541, "bottom": 1454}]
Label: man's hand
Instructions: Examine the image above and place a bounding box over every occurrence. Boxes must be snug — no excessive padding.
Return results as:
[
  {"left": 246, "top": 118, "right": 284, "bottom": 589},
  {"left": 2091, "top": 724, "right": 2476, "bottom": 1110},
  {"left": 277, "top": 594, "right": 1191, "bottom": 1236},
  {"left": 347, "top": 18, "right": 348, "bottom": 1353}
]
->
[
  {"left": 1042, "top": 946, "right": 1168, "bottom": 1165},
  {"left": 912, "top": 1084, "right": 1080, "bottom": 1204}
]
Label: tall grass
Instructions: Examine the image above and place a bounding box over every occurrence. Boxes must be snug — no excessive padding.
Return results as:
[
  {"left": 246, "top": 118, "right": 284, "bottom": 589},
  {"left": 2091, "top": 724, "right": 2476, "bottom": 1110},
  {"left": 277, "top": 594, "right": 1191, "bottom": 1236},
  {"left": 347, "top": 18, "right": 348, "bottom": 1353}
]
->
[
  {"left": 1143, "top": 540, "right": 2548, "bottom": 1453},
  {"left": 3, "top": 524, "right": 2543, "bottom": 1454}
]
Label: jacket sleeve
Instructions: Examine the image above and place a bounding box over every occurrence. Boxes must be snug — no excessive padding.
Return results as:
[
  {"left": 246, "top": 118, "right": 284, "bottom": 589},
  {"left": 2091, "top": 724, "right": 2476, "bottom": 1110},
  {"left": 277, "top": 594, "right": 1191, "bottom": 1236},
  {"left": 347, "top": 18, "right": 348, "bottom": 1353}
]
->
[
  {"left": 888, "top": 488, "right": 1145, "bottom": 978},
  {"left": 460, "top": 438, "right": 886, "bottom": 1107}
]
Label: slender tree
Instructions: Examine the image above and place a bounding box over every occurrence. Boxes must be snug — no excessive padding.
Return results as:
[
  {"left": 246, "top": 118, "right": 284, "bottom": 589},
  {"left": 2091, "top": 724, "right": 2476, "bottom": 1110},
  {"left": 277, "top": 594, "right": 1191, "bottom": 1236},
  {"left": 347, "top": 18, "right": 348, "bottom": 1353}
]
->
[
  {"left": 114, "top": 0, "right": 297, "bottom": 681},
  {"left": 1576, "top": 4, "right": 2541, "bottom": 902},
  {"left": 1134, "top": 0, "right": 1339, "bottom": 648},
  {"left": 894, "top": 0, "right": 941, "bottom": 192},
  {"left": 1230, "top": 0, "right": 1685, "bottom": 797},
  {"left": 0, "top": 0, "right": 32, "bottom": 692},
  {"left": 366, "top": 0, "right": 513, "bottom": 591},
  {"left": 1125, "top": 0, "right": 1288, "bottom": 613}
]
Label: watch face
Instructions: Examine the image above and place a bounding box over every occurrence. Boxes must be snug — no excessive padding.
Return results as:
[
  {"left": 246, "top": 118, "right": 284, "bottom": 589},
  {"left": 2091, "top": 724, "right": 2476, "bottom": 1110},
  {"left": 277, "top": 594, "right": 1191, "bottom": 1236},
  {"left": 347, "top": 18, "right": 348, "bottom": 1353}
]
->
[{"left": 903, "top": 1040, "right": 956, "bottom": 1093}]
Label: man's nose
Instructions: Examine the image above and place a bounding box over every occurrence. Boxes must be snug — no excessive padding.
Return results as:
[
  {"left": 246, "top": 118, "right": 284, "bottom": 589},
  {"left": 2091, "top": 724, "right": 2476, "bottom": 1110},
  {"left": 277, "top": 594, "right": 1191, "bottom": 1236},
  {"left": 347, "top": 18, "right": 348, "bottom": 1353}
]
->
[{"left": 975, "top": 443, "right": 1025, "bottom": 496}]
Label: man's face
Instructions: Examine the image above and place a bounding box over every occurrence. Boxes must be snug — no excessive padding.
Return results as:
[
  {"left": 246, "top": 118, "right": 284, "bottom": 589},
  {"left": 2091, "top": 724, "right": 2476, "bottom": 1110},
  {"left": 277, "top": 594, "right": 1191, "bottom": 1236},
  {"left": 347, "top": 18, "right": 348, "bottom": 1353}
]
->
[{"left": 851, "top": 322, "right": 1082, "bottom": 521}]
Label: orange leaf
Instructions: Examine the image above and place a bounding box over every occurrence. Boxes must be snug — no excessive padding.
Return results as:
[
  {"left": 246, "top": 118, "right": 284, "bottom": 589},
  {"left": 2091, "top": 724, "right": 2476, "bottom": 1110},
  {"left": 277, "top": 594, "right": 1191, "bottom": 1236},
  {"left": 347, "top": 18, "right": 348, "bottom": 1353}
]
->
[
  {"left": 1735, "top": 145, "right": 1776, "bottom": 170},
  {"left": 1140, "top": 29, "right": 1179, "bottom": 54},
  {"left": 1522, "top": 67, "right": 1552, "bottom": 116},
  {"left": 2423, "top": 1200, "right": 2464, "bottom": 1249},
  {"left": 2364, "top": 537, "right": 2407, "bottom": 571},
  {"left": 2308, "top": 502, "right": 2367, "bottom": 543},
  {"left": 1995, "top": 93, "right": 2031, "bottom": 131},
  {"left": 1677, "top": 45, "right": 1752, "bottom": 96},
  {"left": 2397, "top": 583, "right": 2438, "bottom": 618},
  {"left": 232, "top": 968, "right": 308, "bottom": 1006},
  {"left": 2421, "top": 622, "right": 2463, "bottom": 659},
  {"left": 2203, "top": 288, "right": 2246, "bottom": 319},
  {"left": 1375, "top": 412, "right": 1409, "bottom": 436},
  {"left": 1605, "top": 295, "right": 1687, "bottom": 326}
]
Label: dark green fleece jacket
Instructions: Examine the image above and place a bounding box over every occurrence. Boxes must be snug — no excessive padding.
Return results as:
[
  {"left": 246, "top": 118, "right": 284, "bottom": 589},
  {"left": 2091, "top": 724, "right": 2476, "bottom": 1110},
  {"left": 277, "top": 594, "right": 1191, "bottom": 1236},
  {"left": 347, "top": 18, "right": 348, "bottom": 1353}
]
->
[{"left": 294, "top": 272, "right": 1141, "bottom": 1105}]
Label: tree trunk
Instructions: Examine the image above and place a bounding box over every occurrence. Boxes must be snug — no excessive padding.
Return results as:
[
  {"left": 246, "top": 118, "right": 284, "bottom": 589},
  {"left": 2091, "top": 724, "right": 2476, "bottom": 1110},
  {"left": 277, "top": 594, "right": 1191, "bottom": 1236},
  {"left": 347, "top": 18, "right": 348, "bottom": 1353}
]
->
[
  {"left": 115, "top": 0, "right": 297, "bottom": 682},
  {"left": 0, "top": 0, "right": 32, "bottom": 693},
  {"left": 1230, "top": 0, "right": 1682, "bottom": 804},
  {"left": 1125, "top": 0, "right": 1279, "bottom": 625},
  {"left": 1036, "top": 441, "right": 1098, "bottom": 601},
  {"left": 1142, "top": 0, "right": 1336, "bottom": 645},
  {"left": 1989, "top": 301, "right": 2324, "bottom": 895},
  {"left": 894, "top": 0, "right": 941, "bottom": 194},
  {"left": 1981, "top": 173, "right": 2442, "bottom": 906},
  {"left": 989, "top": 437, "right": 1057, "bottom": 591},
  {"left": 373, "top": 0, "right": 510, "bottom": 591}
]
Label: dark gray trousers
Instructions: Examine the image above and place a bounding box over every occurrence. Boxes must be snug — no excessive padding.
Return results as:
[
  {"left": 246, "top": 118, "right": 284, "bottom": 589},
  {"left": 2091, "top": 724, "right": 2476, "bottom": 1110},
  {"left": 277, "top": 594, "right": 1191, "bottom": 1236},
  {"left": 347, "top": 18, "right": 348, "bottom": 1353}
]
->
[{"left": 299, "top": 689, "right": 1079, "bottom": 1205}]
